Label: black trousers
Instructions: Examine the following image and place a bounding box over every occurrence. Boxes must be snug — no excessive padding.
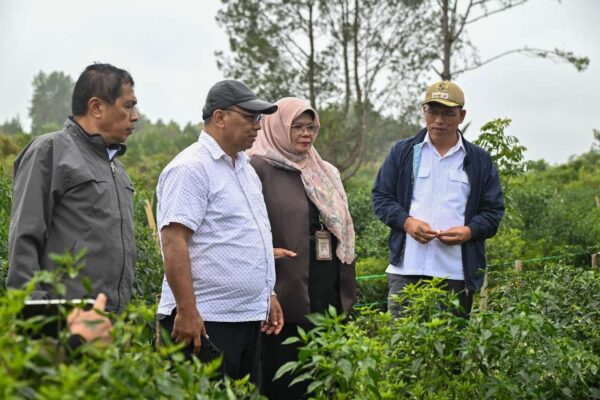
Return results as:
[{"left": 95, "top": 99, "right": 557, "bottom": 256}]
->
[
  {"left": 387, "top": 274, "right": 473, "bottom": 319},
  {"left": 158, "top": 309, "right": 262, "bottom": 384},
  {"left": 261, "top": 323, "right": 313, "bottom": 400}
]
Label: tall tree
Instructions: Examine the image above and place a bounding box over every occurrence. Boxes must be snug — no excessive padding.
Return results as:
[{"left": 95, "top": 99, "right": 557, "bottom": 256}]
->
[
  {"left": 433, "top": 0, "right": 589, "bottom": 80},
  {"left": 29, "top": 71, "right": 74, "bottom": 135},
  {"left": 216, "top": 0, "right": 436, "bottom": 178},
  {"left": 0, "top": 116, "right": 24, "bottom": 135}
]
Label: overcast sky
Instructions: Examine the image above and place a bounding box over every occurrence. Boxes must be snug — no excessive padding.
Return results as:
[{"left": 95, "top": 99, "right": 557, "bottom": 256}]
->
[{"left": 1, "top": 0, "right": 598, "bottom": 164}]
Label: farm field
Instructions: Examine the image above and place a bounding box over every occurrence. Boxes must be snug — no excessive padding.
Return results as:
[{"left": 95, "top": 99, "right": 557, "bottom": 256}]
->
[
  {"left": 0, "top": 122, "right": 599, "bottom": 398},
  {"left": 1, "top": 0, "right": 599, "bottom": 396}
]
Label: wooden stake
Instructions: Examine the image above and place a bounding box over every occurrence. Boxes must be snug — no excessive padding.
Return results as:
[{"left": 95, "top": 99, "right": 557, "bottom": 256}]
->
[
  {"left": 596, "top": 196, "right": 600, "bottom": 208},
  {"left": 515, "top": 260, "right": 523, "bottom": 272},
  {"left": 144, "top": 198, "right": 160, "bottom": 247},
  {"left": 479, "top": 269, "right": 489, "bottom": 311},
  {"left": 592, "top": 253, "right": 599, "bottom": 269},
  {"left": 155, "top": 294, "right": 162, "bottom": 349}
]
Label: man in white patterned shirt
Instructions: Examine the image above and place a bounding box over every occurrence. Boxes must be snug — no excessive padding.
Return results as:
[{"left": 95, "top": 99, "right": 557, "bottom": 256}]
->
[{"left": 156, "top": 80, "right": 283, "bottom": 383}]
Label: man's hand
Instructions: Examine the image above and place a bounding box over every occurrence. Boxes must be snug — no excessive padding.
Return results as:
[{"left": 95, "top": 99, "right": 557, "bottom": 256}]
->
[
  {"left": 161, "top": 223, "right": 206, "bottom": 354},
  {"left": 404, "top": 216, "right": 438, "bottom": 244},
  {"left": 261, "top": 295, "right": 284, "bottom": 335},
  {"left": 437, "top": 226, "right": 472, "bottom": 245},
  {"left": 172, "top": 307, "right": 207, "bottom": 354},
  {"left": 274, "top": 248, "right": 297, "bottom": 259},
  {"left": 67, "top": 293, "right": 112, "bottom": 344}
]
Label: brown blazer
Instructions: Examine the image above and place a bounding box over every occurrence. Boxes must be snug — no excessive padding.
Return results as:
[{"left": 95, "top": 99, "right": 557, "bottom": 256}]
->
[{"left": 251, "top": 157, "right": 356, "bottom": 324}]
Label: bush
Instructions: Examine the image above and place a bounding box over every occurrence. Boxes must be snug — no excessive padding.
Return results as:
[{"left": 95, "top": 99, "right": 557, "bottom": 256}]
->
[
  {"left": 0, "top": 174, "right": 11, "bottom": 296},
  {"left": 281, "top": 269, "right": 600, "bottom": 399},
  {"left": 487, "top": 264, "right": 600, "bottom": 354},
  {"left": 131, "top": 190, "right": 164, "bottom": 304},
  {"left": 355, "top": 257, "right": 387, "bottom": 308},
  {"left": 347, "top": 186, "right": 389, "bottom": 260},
  {"left": 0, "top": 258, "right": 263, "bottom": 399},
  {"left": 486, "top": 227, "right": 527, "bottom": 265}
]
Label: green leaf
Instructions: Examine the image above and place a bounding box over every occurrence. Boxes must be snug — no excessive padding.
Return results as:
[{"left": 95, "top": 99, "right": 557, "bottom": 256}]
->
[
  {"left": 434, "top": 341, "right": 444, "bottom": 356},
  {"left": 274, "top": 361, "right": 298, "bottom": 380},
  {"left": 290, "top": 372, "right": 313, "bottom": 387},
  {"left": 82, "top": 277, "right": 93, "bottom": 295},
  {"left": 338, "top": 359, "right": 353, "bottom": 382}
]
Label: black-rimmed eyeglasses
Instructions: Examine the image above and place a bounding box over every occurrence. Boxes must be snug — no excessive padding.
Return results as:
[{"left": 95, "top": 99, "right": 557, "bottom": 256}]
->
[
  {"left": 224, "top": 108, "right": 262, "bottom": 123},
  {"left": 422, "top": 106, "right": 460, "bottom": 119}
]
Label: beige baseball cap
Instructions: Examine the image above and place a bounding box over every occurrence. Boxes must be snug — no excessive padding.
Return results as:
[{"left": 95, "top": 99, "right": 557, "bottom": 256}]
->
[{"left": 422, "top": 81, "right": 465, "bottom": 107}]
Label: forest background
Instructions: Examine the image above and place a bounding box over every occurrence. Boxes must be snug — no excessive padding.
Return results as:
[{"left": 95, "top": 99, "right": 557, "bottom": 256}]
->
[
  {"left": 0, "top": 0, "right": 599, "bottom": 397},
  {"left": 1, "top": 0, "right": 599, "bottom": 281}
]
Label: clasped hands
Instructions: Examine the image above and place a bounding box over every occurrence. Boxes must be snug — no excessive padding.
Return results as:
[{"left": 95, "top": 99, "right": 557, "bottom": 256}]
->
[{"left": 404, "top": 216, "right": 471, "bottom": 245}]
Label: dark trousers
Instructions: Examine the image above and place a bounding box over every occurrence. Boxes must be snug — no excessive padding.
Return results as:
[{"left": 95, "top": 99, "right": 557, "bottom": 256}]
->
[
  {"left": 158, "top": 309, "right": 262, "bottom": 384},
  {"left": 387, "top": 274, "right": 473, "bottom": 319},
  {"left": 261, "top": 323, "right": 313, "bottom": 400}
]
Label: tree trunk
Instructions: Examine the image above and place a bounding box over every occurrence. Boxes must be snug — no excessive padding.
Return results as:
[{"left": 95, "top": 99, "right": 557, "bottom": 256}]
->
[
  {"left": 308, "top": 1, "right": 317, "bottom": 109},
  {"left": 340, "top": 0, "right": 364, "bottom": 177},
  {"left": 342, "top": 0, "right": 351, "bottom": 116},
  {"left": 441, "top": 0, "right": 452, "bottom": 80}
]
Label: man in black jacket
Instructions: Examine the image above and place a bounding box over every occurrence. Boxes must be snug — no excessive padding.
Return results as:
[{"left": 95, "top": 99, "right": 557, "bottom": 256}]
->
[{"left": 372, "top": 81, "right": 504, "bottom": 317}]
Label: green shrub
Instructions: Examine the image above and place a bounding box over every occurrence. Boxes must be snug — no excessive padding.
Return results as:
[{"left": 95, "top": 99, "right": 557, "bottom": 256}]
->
[
  {"left": 355, "top": 257, "right": 387, "bottom": 308},
  {"left": 0, "top": 174, "right": 11, "bottom": 296},
  {"left": 131, "top": 190, "right": 164, "bottom": 304},
  {"left": 347, "top": 186, "right": 389, "bottom": 260},
  {"left": 486, "top": 227, "right": 528, "bottom": 265},
  {"left": 487, "top": 264, "right": 600, "bottom": 354},
  {"left": 281, "top": 271, "right": 600, "bottom": 399},
  {"left": 0, "top": 257, "right": 263, "bottom": 399}
]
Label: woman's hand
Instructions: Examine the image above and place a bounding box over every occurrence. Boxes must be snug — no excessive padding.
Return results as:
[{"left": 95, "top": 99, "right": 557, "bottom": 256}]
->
[{"left": 274, "top": 248, "right": 297, "bottom": 259}]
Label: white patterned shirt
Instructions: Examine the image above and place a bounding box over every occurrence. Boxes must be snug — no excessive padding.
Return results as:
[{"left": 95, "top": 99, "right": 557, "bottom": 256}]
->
[
  {"left": 386, "top": 132, "right": 470, "bottom": 280},
  {"left": 156, "top": 132, "right": 275, "bottom": 322}
]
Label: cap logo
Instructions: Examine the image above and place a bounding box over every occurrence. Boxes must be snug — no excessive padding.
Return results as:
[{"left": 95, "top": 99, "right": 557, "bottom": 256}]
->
[{"left": 432, "top": 91, "right": 449, "bottom": 99}]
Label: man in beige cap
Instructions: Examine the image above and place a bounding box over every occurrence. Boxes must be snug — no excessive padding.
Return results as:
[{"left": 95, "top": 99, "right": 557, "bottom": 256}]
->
[{"left": 372, "top": 81, "right": 504, "bottom": 317}]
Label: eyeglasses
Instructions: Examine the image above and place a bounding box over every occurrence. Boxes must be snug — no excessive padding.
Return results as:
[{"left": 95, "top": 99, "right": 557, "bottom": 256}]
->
[
  {"left": 291, "top": 124, "right": 318, "bottom": 134},
  {"left": 224, "top": 108, "right": 262, "bottom": 123},
  {"left": 422, "top": 106, "right": 460, "bottom": 119}
]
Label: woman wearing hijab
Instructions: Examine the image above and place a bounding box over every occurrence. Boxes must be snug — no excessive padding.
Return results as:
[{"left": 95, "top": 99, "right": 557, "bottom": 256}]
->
[{"left": 248, "top": 97, "right": 356, "bottom": 399}]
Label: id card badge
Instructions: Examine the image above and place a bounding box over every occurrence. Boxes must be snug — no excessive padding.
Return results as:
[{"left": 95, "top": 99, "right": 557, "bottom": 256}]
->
[{"left": 315, "top": 228, "right": 333, "bottom": 261}]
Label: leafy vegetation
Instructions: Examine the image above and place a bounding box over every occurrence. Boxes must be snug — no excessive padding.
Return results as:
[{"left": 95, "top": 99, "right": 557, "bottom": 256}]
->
[
  {"left": 278, "top": 269, "right": 600, "bottom": 399},
  {"left": 0, "top": 92, "right": 599, "bottom": 396},
  {"left": 0, "top": 266, "right": 260, "bottom": 399}
]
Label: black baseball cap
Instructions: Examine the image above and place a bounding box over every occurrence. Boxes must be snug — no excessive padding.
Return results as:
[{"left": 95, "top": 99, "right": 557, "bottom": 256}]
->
[{"left": 202, "top": 80, "right": 278, "bottom": 120}]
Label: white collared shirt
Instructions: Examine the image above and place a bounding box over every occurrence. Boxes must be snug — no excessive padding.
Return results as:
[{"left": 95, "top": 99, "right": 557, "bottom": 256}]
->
[
  {"left": 156, "top": 131, "right": 275, "bottom": 322},
  {"left": 386, "top": 132, "right": 470, "bottom": 280}
]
